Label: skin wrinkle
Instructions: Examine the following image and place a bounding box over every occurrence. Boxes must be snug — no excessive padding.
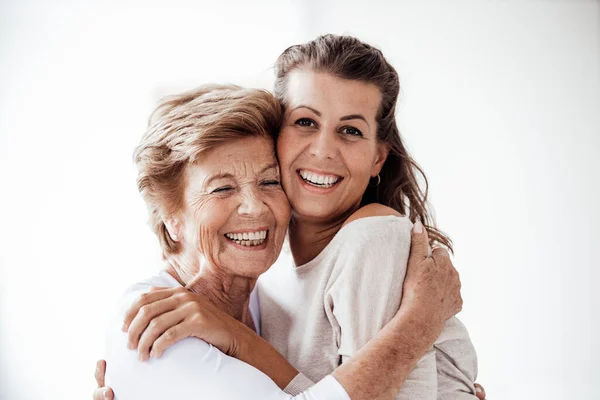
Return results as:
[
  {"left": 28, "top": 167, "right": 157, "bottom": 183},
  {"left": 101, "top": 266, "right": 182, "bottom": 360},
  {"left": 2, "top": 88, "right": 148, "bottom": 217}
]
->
[{"left": 164, "top": 136, "right": 290, "bottom": 326}]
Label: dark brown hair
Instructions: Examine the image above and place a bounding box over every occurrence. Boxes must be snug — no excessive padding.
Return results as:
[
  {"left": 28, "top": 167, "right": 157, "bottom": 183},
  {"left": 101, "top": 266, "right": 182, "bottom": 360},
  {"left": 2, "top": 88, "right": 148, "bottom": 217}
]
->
[
  {"left": 274, "top": 34, "right": 452, "bottom": 251},
  {"left": 135, "top": 84, "right": 283, "bottom": 258}
]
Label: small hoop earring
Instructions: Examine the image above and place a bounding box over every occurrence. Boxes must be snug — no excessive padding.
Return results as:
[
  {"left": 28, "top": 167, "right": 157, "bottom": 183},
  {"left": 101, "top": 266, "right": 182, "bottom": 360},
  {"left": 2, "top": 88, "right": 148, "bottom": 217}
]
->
[{"left": 369, "top": 174, "right": 381, "bottom": 187}]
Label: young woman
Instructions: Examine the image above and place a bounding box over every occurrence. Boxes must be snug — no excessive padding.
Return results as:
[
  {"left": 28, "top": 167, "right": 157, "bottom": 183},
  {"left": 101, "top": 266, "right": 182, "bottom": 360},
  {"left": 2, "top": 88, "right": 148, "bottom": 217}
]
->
[{"left": 94, "top": 35, "right": 484, "bottom": 400}]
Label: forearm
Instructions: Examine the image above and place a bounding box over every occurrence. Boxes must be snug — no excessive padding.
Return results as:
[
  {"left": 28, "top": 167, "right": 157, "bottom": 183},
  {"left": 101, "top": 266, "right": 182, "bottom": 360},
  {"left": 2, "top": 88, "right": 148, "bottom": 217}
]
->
[
  {"left": 333, "top": 308, "right": 442, "bottom": 400},
  {"left": 238, "top": 326, "right": 300, "bottom": 390}
]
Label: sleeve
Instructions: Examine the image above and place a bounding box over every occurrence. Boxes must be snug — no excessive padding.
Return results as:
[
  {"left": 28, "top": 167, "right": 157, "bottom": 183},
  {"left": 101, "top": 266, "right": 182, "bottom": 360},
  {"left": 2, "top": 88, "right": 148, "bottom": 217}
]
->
[
  {"left": 434, "top": 317, "right": 479, "bottom": 399},
  {"left": 325, "top": 216, "right": 437, "bottom": 400},
  {"left": 284, "top": 373, "right": 318, "bottom": 395},
  {"left": 104, "top": 293, "right": 350, "bottom": 400}
]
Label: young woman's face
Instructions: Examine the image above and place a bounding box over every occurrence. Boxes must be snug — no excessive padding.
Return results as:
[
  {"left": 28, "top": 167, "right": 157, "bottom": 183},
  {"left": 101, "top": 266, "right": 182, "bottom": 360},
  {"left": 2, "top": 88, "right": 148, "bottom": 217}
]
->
[{"left": 276, "top": 70, "right": 389, "bottom": 223}]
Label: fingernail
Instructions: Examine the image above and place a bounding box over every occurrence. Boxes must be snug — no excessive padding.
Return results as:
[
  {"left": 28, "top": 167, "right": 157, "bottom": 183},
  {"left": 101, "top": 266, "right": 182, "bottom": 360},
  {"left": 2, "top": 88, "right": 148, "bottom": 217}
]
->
[
  {"left": 121, "top": 323, "right": 127, "bottom": 332},
  {"left": 102, "top": 388, "right": 109, "bottom": 398},
  {"left": 475, "top": 386, "right": 483, "bottom": 394},
  {"left": 413, "top": 220, "right": 423, "bottom": 233},
  {"left": 127, "top": 341, "right": 133, "bottom": 350}
]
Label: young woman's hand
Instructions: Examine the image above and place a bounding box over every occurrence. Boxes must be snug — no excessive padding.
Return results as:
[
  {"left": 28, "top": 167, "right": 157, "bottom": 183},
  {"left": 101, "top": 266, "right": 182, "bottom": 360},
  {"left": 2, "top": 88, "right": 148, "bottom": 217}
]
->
[
  {"left": 122, "top": 286, "right": 251, "bottom": 361},
  {"left": 93, "top": 360, "right": 113, "bottom": 400},
  {"left": 401, "top": 220, "right": 463, "bottom": 336}
]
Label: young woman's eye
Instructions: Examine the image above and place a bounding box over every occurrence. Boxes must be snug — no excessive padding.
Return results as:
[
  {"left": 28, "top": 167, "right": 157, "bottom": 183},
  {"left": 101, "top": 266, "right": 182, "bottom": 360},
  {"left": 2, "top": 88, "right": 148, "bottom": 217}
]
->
[
  {"left": 295, "top": 118, "right": 316, "bottom": 128},
  {"left": 211, "top": 186, "right": 233, "bottom": 194},
  {"left": 341, "top": 126, "right": 363, "bottom": 137}
]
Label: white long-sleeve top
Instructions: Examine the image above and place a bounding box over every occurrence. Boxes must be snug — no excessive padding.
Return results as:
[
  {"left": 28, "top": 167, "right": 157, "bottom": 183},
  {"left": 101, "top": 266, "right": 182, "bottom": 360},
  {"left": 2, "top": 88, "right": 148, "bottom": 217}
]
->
[
  {"left": 104, "top": 270, "right": 349, "bottom": 400},
  {"left": 258, "top": 215, "right": 479, "bottom": 400}
]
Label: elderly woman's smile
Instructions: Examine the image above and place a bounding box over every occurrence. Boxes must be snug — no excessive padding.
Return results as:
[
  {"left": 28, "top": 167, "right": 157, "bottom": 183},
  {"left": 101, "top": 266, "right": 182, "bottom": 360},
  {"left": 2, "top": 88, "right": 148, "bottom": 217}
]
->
[{"left": 166, "top": 135, "right": 291, "bottom": 281}]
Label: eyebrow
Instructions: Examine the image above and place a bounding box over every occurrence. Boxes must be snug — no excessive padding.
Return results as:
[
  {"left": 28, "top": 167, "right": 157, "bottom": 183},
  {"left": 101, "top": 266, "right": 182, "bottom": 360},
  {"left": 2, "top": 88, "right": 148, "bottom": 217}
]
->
[
  {"left": 291, "top": 105, "right": 370, "bottom": 128},
  {"left": 204, "top": 162, "right": 279, "bottom": 186}
]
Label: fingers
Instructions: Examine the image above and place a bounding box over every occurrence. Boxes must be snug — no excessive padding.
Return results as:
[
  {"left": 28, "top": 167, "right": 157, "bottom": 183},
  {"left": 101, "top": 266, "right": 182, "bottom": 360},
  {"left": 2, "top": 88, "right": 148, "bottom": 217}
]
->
[
  {"left": 122, "top": 288, "right": 178, "bottom": 332},
  {"left": 409, "top": 220, "right": 430, "bottom": 262},
  {"left": 431, "top": 247, "right": 463, "bottom": 317},
  {"left": 474, "top": 383, "right": 486, "bottom": 399},
  {"left": 151, "top": 321, "right": 192, "bottom": 359},
  {"left": 137, "top": 308, "right": 186, "bottom": 361},
  {"left": 149, "top": 286, "right": 168, "bottom": 292},
  {"left": 94, "top": 359, "right": 106, "bottom": 387},
  {"left": 93, "top": 387, "right": 114, "bottom": 400},
  {"left": 431, "top": 246, "right": 450, "bottom": 264},
  {"left": 127, "top": 296, "right": 179, "bottom": 350}
]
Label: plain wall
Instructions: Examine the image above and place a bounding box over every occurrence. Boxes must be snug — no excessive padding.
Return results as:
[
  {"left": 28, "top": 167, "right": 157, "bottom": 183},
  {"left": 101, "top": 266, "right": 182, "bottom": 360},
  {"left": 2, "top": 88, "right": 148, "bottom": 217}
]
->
[{"left": 1, "top": 1, "right": 598, "bottom": 399}]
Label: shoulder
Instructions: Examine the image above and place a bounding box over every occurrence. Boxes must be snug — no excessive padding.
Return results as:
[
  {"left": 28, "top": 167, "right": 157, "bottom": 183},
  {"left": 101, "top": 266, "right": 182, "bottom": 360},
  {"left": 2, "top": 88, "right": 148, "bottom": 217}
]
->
[
  {"left": 125, "top": 269, "right": 182, "bottom": 295},
  {"left": 119, "top": 270, "right": 182, "bottom": 309},
  {"left": 337, "top": 204, "right": 413, "bottom": 246},
  {"left": 326, "top": 208, "right": 413, "bottom": 277},
  {"left": 342, "top": 203, "right": 402, "bottom": 227}
]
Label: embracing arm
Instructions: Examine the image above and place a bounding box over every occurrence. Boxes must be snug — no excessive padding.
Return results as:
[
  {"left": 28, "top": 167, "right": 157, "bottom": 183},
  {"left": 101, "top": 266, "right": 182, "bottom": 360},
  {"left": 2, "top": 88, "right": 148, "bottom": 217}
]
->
[
  {"left": 102, "top": 301, "right": 349, "bottom": 400},
  {"left": 222, "top": 217, "right": 459, "bottom": 400},
  {"left": 101, "top": 219, "right": 462, "bottom": 400}
]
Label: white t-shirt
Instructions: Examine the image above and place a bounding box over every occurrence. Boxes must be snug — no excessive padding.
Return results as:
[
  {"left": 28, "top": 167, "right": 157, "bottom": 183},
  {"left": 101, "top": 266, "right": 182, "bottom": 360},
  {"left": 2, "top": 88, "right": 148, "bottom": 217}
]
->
[{"left": 104, "top": 270, "right": 349, "bottom": 400}]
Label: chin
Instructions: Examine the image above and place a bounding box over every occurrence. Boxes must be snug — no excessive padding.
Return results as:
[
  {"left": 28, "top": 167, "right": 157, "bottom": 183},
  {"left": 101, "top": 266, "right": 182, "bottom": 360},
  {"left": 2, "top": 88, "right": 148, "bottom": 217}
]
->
[{"left": 291, "top": 201, "right": 338, "bottom": 221}]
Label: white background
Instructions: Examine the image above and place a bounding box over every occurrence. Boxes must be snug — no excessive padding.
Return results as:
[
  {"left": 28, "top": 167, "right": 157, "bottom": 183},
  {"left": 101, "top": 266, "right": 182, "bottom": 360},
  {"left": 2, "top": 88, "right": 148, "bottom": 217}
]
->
[{"left": 1, "top": 1, "right": 598, "bottom": 399}]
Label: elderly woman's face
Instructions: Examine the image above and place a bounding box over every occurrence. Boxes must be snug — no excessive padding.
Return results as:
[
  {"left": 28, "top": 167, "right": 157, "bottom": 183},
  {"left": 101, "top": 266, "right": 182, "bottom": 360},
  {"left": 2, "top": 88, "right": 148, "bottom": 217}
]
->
[{"left": 174, "top": 136, "right": 291, "bottom": 278}]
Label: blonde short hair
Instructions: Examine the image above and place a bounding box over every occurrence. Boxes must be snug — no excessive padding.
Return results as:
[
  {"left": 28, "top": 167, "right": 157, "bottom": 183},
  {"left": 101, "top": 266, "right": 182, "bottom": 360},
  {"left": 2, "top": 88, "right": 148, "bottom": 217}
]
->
[{"left": 134, "top": 84, "right": 283, "bottom": 258}]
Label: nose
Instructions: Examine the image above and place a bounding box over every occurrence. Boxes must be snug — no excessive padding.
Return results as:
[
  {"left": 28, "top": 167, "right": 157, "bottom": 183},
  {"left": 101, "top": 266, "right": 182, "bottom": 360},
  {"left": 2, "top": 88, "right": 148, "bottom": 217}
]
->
[
  {"left": 309, "top": 129, "right": 337, "bottom": 160},
  {"left": 238, "top": 186, "right": 268, "bottom": 217}
]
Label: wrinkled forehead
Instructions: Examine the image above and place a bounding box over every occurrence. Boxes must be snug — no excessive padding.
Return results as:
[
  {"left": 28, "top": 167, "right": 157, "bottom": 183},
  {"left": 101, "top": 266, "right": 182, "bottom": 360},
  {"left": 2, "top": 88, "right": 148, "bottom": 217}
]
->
[{"left": 185, "top": 137, "right": 279, "bottom": 186}]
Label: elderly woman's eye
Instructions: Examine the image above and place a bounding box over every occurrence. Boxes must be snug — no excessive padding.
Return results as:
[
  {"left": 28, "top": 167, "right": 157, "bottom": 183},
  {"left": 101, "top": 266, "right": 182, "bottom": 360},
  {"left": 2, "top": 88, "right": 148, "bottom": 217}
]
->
[
  {"left": 295, "top": 118, "right": 316, "bottom": 128},
  {"left": 211, "top": 186, "right": 233, "bottom": 194},
  {"left": 341, "top": 126, "right": 363, "bottom": 137},
  {"left": 262, "top": 180, "right": 280, "bottom": 186}
]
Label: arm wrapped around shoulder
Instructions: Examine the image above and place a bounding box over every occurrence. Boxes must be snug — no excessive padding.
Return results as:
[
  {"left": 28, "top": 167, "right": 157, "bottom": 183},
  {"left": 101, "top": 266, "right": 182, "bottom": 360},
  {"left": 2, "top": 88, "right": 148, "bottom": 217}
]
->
[
  {"left": 326, "top": 214, "right": 478, "bottom": 399},
  {"left": 326, "top": 215, "right": 437, "bottom": 400}
]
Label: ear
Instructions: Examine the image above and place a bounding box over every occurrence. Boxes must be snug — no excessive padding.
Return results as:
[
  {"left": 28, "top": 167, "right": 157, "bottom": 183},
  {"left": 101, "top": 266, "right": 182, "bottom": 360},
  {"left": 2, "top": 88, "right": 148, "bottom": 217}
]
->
[
  {"left": 164, "top": 217, "right": 183, "bottom": 242},
  {"left": 371, "top": 143, "right": 390, "bottom": 176}
]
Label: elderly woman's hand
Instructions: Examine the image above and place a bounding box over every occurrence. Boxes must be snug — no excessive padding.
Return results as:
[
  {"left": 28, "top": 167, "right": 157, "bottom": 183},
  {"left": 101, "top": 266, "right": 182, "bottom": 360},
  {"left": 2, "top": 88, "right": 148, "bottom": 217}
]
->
[
  {"left": 122, "top": 287, "right": 252, "bottom": 361},
  {"left": 401, "top": 221, "right": 463, "bottom": 335},
  {"left": 402, "top": 222, "right": 490, "bottom": 400}
]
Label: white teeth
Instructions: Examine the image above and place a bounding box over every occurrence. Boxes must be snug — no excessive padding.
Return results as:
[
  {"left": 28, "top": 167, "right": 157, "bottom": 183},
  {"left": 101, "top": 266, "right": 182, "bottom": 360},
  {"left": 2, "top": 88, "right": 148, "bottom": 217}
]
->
[
  {"left": 299, "top": 170, "right": 340, "bottom": 187},
  {"left": 225, "top": 230, "right": 268, "bottom": 246}
]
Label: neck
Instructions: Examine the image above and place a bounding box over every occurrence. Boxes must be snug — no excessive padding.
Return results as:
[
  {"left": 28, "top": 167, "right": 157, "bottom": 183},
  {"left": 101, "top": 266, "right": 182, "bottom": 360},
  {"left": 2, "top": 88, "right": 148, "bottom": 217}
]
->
[
  {"left": 288, "top": 206, "right": 358, "bottom": 266},
  {"left": 165, "top": 256, "right": 256, "bottom": 328}
]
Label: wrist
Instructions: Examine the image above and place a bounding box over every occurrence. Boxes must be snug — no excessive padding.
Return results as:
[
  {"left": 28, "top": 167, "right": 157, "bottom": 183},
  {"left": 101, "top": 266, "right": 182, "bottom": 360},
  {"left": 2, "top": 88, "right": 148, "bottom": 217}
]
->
[
  {"left": 230, "top": 321, "right": 256, "bottom": 362},
  {"left": 392, "top": 306, "right": 443, "bottom": 348}
]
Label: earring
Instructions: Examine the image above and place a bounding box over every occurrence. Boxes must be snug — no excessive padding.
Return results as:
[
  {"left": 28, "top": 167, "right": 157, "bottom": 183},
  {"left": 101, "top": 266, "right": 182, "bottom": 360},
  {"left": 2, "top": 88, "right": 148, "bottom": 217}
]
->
[{"left": 369, "top": 174, "right": 381, "bottom": 187}]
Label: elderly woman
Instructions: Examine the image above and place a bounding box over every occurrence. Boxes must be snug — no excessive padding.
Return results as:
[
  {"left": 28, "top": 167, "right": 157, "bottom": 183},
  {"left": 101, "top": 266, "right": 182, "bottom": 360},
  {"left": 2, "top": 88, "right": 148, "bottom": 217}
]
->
[{"left": 100, "top": 83, "right": 467, "bottom": 400}]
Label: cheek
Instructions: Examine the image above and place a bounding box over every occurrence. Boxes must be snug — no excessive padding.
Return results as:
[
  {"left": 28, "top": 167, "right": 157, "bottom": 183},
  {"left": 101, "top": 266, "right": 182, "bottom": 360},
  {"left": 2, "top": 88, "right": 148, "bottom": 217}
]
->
[
  {"left": 275, "top": 194, "right": 292, "bottom": 225},
  {"left": 265, "top": 190, "right": 291, "bottom": 223},
  {"left": 348, "top": 145, "right": 380, "bottom": 177},
  {"left": 192, "top": 200, "right": 232, "bottom": 254},
  {"left": 276, "top": 129, "right": 298, "bottom": 168}
]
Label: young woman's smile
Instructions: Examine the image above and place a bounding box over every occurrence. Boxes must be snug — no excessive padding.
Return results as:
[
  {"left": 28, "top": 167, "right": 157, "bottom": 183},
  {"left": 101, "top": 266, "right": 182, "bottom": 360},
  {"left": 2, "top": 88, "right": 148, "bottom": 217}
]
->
[{"left": 276, "top": 69, "right": 388, "bottom": 222}]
